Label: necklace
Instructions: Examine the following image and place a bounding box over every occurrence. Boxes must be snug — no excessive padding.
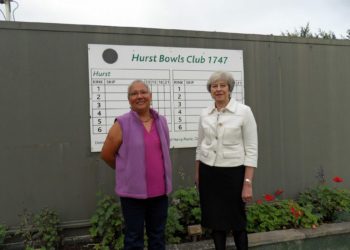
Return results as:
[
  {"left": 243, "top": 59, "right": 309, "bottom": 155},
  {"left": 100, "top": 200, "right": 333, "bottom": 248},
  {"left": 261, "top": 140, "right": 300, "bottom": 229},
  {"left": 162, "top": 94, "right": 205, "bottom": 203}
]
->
[{"left": 140, "top": 117, "right": 152, "bottom": 123}]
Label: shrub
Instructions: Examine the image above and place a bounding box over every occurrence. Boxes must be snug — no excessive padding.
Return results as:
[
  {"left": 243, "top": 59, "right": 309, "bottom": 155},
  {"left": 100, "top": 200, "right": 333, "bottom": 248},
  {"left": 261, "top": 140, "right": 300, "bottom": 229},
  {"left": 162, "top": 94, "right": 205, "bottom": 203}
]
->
[
  {"left": 16, "top": 208, "right": 61, "bottom": 250},
  {"left": 165, "top": 206, "right": 184, "bottom": 244},
  {"left": 298, "top": 177, "right": 350, "bottom": 222},
  {"left": 166, "top": 187, "right": 201, "bottom": 242},
  {"left": 33, "top": 208, "right": 61, "bottom": 249},
  {"left": 171, "top": 187, "right": 201, "bottom": 226},
  {"left": 247, "top": 196, "right": 318, "bottom": 233},
  {"left": 0, "top": 223, "right": 7, "bottom": 245},
  {"left": 89, "top": 177, "right": 350, "bottom": 246},
  {"left": 247, "top": 175, "right": 350, "bottom": 234},
  {"left": 89, "top": 189, "right": 199, "bottom": 246},
  {"left": 89, "top": 193, "right": 124, "bottom": 250}
]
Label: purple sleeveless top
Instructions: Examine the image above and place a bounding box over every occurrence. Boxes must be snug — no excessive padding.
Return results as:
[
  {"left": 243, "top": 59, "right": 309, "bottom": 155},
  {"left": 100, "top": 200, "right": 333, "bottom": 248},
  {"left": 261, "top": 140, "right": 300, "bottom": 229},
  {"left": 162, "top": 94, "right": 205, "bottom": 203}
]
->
[
  {"left": 144, "top": 122, "right": 166, "bottom": 197},
  {"left": 115, "top": 109, "right": 172, "bottom": 199}
]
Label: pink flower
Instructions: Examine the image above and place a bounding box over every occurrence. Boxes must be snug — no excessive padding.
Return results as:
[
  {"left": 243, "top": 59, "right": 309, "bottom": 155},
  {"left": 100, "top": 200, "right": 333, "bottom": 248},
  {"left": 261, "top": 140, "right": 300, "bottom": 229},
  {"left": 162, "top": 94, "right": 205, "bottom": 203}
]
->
[
  {"left": 256, "top": 199, "right": 263, "bottom": 205},
  {"left": 332, "top": 176, "right": 344, "bottom": 183},
  {"left": 264, "top": 194, "right": 275, "bottom": 202}
]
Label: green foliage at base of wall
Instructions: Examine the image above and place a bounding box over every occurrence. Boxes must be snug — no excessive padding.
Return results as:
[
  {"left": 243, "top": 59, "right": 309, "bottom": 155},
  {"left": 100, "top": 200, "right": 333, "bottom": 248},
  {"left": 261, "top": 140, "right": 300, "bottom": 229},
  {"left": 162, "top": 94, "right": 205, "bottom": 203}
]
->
[
  {"left": 298, "top": 185, "right": 350, "bottom": 222},
  {"left": 89, "top": 181, "right": 350, "bottom": 245},
  {"left": 16, "top": 208, "right": 61, "bottom": 250},
  {"left": 166, "top": 187, "right": 201, "bottom": 244},
  {"left": 89, "top": 193, "right": 124, "bottom": 250},
  {"left": 4, "top": 176, "right": 349, "bottom": 248},
  {"left": 247, "top": 199, "right": 319, "bottom": 233},
  {"left": 0, "top": 223, "right": 7, "bottom": 245},
  {"left": 165, "top": 206, "right": 184, "bottom": 244}
]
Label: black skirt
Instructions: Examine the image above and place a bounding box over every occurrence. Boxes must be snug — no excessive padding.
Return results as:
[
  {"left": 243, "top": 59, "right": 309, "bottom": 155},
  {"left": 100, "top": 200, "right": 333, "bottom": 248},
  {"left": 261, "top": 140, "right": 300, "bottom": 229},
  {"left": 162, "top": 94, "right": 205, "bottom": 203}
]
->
[{"left": 198, "top": 161, "right": 246, "bottom": 231}]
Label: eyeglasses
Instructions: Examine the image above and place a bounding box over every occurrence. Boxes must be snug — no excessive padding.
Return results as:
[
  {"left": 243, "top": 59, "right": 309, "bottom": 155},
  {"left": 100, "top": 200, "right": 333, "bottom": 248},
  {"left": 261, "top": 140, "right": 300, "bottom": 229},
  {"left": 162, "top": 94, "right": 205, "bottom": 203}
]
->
[{"left": 128, "top": 90, "right": 149, "bottom": 97}]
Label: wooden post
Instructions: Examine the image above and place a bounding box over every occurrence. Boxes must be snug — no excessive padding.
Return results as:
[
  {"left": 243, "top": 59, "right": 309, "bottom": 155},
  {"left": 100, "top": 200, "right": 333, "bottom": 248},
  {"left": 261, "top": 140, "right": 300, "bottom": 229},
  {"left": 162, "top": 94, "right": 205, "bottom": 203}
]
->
[{"left": 187, "top": 224, "right": 202, "bottom": 242}]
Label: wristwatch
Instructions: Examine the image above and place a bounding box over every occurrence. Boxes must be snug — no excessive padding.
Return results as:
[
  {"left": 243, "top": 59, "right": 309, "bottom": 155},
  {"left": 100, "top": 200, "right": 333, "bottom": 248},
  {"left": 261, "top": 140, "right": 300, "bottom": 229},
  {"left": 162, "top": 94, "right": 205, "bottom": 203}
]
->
[{"left": 244, "top": 178, "right": 252, "bottom": 184}]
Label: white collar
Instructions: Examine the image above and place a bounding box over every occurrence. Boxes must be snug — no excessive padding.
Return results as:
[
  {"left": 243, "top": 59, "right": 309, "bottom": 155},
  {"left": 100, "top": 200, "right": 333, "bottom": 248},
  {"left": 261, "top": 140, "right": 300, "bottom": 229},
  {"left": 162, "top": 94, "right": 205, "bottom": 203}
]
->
[{"left": 207, "top": 98, "right": 238, "bottom": 114}]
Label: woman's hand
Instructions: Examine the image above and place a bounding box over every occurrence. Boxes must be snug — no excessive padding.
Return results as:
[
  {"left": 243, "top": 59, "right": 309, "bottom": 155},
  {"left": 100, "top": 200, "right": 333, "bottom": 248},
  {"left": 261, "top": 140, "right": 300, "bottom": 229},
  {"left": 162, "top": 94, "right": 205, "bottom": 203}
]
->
[
  {"left": 242, "top": 181, "right": 253, "bottom": 203},
  {"left": 242, "top": 166, "right": 254, "bottom": 202}
]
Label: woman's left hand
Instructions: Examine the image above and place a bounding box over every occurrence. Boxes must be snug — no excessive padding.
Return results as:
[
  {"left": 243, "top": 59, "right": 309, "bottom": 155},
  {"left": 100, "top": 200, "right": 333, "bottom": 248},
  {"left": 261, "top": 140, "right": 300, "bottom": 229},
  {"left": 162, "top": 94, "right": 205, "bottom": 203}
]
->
[{"left": 242, "top": 182, "right": 253, "bottom": 203}]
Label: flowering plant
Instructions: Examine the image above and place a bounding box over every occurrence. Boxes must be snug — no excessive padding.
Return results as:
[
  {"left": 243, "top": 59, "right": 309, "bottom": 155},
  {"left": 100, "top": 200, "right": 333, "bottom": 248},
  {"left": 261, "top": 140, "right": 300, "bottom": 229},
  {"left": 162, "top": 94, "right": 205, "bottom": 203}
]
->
[
  {"left": 87, "top": 177, "right": 349, "bottom": 246},
  {"left": 247, "top": 175, "right": 350, "bottom": 233},
  {"left": 247, "top": 190, "right": 318, "bottom": 233},
  {"left": 298, "top": 176, "right": 350, "bottom": 222}
]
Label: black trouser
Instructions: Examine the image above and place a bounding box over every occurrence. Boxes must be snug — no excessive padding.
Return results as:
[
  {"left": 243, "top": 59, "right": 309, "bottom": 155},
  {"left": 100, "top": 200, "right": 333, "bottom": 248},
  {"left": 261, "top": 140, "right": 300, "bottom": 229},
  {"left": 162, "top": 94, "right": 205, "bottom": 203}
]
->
[
  {"left": 120, "top": 196, "right": 168, "bottom": 250},
  {"left": 212, "top": 230, "right": 248, "bottom": 250}
]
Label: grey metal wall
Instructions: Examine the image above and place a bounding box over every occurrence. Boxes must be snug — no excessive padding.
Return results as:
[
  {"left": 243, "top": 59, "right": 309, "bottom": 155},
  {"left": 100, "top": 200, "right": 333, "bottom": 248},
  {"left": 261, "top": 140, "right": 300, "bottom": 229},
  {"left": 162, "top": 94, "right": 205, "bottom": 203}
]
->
[{"left": 1, "top": 21, "right": 349, "bottom": 227}]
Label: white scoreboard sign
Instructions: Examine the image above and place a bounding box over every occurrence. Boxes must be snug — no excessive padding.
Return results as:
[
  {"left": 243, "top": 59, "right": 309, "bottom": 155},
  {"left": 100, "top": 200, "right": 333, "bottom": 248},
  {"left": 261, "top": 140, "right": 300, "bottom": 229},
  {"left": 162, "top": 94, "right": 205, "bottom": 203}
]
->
[{"left": 88, "top": 44, "right": 244, "bottom": 152}]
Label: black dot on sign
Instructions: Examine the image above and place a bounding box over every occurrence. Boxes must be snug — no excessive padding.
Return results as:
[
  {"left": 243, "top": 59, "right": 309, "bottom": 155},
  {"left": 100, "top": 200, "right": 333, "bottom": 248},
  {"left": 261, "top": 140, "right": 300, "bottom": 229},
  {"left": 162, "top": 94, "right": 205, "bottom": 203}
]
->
[{"left": 102, "top": 49, "right": 118, "bottom": 64}]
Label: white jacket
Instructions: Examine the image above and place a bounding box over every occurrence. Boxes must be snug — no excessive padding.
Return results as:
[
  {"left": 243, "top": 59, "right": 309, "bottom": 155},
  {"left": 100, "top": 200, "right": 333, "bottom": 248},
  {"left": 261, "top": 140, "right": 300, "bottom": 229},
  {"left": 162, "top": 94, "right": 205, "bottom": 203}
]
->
[{"left": 196, "top": 98, "right": 258, "bottom": 167}]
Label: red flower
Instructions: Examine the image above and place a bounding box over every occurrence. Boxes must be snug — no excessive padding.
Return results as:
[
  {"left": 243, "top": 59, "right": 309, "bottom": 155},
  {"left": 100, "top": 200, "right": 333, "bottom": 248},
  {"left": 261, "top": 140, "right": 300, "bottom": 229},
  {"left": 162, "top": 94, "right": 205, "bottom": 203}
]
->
[
  {"left": 274, "top": 189, "right": 284, "bottom": 196},
  {"left": 256, "top": 199, "right": 263, "bottom": 205},
  {"left": 264, "top": 194, "right": 275, "bottom": 202},
  {"left": 290, "top": 206, "right": 303, "bottom": 219},
  {"left": 332, "top": 176, "right": 344, "bottom": 183},
  {"left": 290, "top": 207, "right": 298, "bottom": 219}
]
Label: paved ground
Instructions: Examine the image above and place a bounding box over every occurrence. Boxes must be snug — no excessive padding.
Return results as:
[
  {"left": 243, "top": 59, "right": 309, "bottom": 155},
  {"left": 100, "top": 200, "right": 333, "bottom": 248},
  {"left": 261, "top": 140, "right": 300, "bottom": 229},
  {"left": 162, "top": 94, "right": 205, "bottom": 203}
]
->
[{"left": 166, "top": 222, "right": 350, "bottom": 249}]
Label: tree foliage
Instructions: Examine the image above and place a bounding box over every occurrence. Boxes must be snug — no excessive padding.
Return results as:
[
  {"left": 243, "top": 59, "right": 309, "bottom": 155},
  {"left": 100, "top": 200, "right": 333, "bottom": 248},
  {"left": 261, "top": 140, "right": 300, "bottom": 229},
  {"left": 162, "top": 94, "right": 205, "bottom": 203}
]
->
[{"left": 281, "top": 22, "right": 349, "bottom": 40}]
